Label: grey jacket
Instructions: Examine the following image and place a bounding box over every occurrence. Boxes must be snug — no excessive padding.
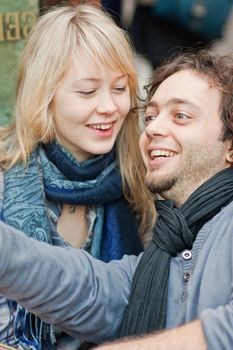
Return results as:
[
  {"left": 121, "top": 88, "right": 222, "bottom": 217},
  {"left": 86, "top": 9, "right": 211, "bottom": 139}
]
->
[{"left": 0, "top": 200, "right": 233, "bottom": 349}]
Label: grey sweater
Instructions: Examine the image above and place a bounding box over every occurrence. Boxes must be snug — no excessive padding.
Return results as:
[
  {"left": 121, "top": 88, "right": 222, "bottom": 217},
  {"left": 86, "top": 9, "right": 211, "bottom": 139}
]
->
[{"left": 0, "top": 201, "right": 233, "bottom": 349}]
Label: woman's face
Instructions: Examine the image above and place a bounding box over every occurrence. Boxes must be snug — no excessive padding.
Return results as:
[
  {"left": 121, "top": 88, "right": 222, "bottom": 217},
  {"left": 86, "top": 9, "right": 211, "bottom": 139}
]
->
[{"left": 52, "top": 50, "right": 131, "bottom": 161}]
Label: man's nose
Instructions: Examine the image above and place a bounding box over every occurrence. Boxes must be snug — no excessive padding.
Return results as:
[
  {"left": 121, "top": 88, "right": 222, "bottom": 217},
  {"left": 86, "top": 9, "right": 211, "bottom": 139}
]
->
[
  {"left": 145, "top": 115, "right": 170, "bottom": 138},
  {"left": 96, "top": 92, "right": 118, "bottom": 114}
]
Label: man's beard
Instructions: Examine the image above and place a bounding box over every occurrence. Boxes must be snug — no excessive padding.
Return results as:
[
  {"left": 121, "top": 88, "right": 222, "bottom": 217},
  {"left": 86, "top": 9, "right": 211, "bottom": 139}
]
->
[
  {"left": 144, "top": 139, "right": 228, "bottom": 204},
  {"left": 145, "top": 175, "right": 176, "bottom": 195}
]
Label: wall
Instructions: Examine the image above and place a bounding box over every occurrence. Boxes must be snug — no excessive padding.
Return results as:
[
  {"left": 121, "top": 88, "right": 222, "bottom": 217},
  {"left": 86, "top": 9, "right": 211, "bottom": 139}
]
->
[{"left": 0, "top": 0, "right": 39, "bottom": 125}]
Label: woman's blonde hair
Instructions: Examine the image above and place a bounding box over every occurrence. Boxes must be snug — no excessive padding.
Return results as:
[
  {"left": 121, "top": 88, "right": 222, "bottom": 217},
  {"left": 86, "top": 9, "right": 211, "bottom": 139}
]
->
[{"left": 0, "top": 3, "right": 155, "bottom": 238}]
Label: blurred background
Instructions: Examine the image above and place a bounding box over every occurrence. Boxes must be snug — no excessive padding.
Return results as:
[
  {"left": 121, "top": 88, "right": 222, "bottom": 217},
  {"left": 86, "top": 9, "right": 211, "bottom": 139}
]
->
[{"left": 1, "top": 0, "right": 233, "bottom": 125}]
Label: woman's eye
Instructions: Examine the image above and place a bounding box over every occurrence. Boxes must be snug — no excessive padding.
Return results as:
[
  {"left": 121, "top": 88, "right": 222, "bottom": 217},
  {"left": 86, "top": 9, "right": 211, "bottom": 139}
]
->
[
  {"left": 77, "top": 90, "right": 96, "bottom": 96},
  {"left": 114, "top": 87, "right": 127, "bottom": 93}
]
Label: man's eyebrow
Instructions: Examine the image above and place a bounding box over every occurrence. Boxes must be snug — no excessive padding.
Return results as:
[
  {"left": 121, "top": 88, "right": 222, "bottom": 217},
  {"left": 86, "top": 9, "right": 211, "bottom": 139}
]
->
[
  {"left": 167, "top": 98, "right": 201, "bottom": 110},
  {"left": 145, "top": 98, "right": 201, "bottom": 112},
  {"left": 144, "top": 101, "right": 157, "bottom": 109}
]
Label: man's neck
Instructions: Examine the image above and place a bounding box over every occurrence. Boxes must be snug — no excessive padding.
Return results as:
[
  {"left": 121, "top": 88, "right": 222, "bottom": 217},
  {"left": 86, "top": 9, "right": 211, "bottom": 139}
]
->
[
  {"left": 159, "top": 177, "right": 216, "bottom": 208},
  {"left": 159, "top": 167, "right": 231, "bottom": 208}
]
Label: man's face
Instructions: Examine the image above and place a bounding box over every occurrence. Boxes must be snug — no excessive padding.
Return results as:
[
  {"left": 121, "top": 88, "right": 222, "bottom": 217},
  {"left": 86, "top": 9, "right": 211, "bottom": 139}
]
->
[{"left": 139, "top": 69, "right": 232, "bottom": 206}]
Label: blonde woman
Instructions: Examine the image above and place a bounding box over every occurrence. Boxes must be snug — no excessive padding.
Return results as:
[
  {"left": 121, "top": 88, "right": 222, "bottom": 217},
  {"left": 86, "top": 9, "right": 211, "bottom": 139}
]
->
[{"left": 0, "top": 3, "right": 155, "bottom": 350}]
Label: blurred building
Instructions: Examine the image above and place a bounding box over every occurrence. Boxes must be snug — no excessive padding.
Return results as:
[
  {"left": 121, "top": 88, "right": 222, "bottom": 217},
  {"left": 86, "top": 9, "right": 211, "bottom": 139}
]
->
[
  {"left": 2, "top": 0, "right": 233, "bottom": 125},
  {"left": 0, "top": 0, "right": 97, "bottom": 126}
]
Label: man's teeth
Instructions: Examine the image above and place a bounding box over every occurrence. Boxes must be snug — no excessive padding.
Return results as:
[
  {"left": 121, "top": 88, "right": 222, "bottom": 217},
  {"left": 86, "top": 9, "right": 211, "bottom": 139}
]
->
[
  {"left": 150, "top": 150, "right": 176, "bottom": 159},
  {"left": 91, "top": 124, "right": 112, "bottom": 130}
]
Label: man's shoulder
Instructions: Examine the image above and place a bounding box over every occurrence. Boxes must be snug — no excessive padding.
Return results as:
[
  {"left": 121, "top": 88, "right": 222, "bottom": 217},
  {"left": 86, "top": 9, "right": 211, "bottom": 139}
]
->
[
  {"left": 196, "top": 199, "right": 233, "bottom": 248},
  {"left": 219, "top": 199, "right": 233, "bottom": 218},
  {"left": 207, "top": 199, "right": 233, "bottom": 236}
]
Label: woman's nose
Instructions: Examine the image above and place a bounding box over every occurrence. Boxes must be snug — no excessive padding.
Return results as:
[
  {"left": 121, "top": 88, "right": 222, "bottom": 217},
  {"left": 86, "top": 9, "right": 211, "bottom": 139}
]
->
[{"left": 96, "top": 93, "right": 118, "bottom": 114}]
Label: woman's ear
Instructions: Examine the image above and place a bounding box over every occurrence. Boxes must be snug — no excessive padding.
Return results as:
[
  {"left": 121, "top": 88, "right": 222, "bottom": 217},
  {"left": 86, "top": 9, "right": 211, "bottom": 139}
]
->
[{"left": 226, "top": 139, "right": 233, "bottom": 164}]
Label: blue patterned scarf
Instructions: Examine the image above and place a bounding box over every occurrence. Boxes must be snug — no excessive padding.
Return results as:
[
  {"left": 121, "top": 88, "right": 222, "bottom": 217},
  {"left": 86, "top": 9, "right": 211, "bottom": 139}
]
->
[{"left": 1, "top": 141, "right": 143, "bottom": 349}]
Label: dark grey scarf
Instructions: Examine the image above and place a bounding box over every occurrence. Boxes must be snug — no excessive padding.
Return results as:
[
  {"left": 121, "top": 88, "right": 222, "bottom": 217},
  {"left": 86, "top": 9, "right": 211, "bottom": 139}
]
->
[{"left": 120, "top": 167, "right": 233, "bottom": 336}]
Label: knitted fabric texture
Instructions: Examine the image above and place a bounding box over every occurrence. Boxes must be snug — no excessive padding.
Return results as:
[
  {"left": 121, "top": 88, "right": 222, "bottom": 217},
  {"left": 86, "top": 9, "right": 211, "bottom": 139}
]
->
[{"left": 120, "top": 167, "right": 233, "bottom": 336}]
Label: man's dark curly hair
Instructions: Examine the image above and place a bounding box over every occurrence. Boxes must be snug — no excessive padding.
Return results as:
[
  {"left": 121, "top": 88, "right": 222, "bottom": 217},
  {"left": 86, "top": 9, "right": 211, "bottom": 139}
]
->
[{"left": 145, "top": 49, "right": 233, "bottom": 141}]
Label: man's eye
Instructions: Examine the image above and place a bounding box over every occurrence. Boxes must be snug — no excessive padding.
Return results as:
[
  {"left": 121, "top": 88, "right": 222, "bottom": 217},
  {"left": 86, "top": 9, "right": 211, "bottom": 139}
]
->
[
  {"left": 144, "top": 115, "right": 156, "bottom": 124},
  {"left": 175, "top": 113, "right": 189, "bottom": 120}
]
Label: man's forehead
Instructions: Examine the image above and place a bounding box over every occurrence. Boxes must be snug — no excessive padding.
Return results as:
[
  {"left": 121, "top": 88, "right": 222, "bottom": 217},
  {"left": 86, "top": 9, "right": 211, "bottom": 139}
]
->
[{"left": 146, "top": 69, "right": 220, "bottom": 110}]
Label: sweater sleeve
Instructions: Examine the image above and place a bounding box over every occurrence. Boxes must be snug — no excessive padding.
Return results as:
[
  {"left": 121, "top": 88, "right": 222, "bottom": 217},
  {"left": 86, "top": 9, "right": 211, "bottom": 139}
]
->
[
  {"left": 199, "top": 206, "right": 233, "bottom": 350},
  {"left": 201, "top": 304, "right": 233, "bottom": 350},
  {"left": 0, "top": 221, "right": 140, "bottom": 343}
]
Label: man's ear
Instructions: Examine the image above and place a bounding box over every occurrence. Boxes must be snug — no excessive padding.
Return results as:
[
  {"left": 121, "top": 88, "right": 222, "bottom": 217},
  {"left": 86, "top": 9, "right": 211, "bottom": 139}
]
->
[{"left": 226, "top": 139, "right": 233, "bottom": 164}]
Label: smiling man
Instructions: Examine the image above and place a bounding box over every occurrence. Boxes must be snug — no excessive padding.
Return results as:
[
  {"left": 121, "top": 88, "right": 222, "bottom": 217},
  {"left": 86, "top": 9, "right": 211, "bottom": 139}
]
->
[
  {"left": 140, "top": 68, "right": 229, "bottom": 206},
  {"left": 112, "top": 50, "right": 233, "bottom": 349},
  {"left": 0, "top": 50, "right": 233, "bottom": 350}
]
